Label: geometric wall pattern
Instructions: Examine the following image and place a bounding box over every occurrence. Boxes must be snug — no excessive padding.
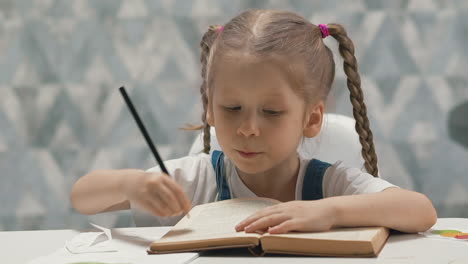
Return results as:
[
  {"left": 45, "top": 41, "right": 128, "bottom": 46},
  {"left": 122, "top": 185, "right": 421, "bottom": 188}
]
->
[{"left": 1, "top": 0, "right": 468, "bottom": 230}]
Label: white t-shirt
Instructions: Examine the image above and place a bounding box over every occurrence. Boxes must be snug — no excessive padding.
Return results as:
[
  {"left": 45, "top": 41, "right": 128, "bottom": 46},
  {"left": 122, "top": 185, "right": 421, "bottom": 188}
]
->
[{"left": 131, "top": 152, "right": 396, "bottom": 227}]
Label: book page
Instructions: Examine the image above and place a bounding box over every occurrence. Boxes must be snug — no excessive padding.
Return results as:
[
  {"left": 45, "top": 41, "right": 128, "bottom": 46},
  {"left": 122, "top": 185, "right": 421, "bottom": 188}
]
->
[{"left": 157, "top": 197, "right": 279, "bottom": 243}]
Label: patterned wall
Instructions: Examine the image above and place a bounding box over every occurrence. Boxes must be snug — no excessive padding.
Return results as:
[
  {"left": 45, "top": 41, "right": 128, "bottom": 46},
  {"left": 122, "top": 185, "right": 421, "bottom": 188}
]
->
[{"left": 1, "top": 0, "right": 468, "bottom": 231}]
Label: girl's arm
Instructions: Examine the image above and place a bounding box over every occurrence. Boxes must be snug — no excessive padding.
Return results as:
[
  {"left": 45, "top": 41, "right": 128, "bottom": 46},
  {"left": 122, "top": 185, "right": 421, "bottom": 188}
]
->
[
  {"left": 331, "top": 187, "right": 437, "bottom": 233},
  {"left": 70, "top": 169, "right": 142, "bottom": 214},
  {"left": 236, "top": 187, "right": 437, "bottom": 234},
  {"left": 70, "top": 169, "right": 191, "bottom": 216}
]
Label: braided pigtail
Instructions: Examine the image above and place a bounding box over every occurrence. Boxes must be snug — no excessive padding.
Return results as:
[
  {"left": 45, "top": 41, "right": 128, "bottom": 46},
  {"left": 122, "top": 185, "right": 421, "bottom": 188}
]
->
[
  {"left": 183, "top": 25, "right": 222, "bottom": 154},
  {"left": 327, "top": 24, "right": 379, "bottom": 177}
]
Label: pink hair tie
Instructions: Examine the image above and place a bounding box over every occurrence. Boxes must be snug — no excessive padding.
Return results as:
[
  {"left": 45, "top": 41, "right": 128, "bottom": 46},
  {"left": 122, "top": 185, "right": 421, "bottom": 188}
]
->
[
  {"left": 217, "top": 26, "right": 224, "bottom": 33},
  {"left": 318, "top": 24, "right": 329, "bottom": 38}
]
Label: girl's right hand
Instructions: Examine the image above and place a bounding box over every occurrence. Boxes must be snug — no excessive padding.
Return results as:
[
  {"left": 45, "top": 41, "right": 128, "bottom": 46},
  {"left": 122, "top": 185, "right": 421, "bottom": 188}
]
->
[{"left": 122, "top": 171, "right": 192, "bottom": 217}]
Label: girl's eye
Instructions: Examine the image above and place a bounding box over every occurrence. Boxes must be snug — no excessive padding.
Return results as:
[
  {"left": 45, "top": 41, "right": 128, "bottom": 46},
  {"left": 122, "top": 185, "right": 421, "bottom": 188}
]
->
[
  {"left": 263, "top": 109, "right": 282, "bottom": 115},
  {"left": 225, "top": 106, "right": 241, "bottom": 112}
]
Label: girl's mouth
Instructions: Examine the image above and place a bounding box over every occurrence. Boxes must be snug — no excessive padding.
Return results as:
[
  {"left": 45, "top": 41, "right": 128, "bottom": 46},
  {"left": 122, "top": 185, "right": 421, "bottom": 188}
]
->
[{"left": 237, "top": 150, "right": 262, "bottom": 158}]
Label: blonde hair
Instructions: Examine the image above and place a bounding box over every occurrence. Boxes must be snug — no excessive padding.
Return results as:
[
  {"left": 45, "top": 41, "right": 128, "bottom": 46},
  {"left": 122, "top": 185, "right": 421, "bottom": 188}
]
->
[{"left": 185, "top": 9, "right": 379, "bottom": 176}]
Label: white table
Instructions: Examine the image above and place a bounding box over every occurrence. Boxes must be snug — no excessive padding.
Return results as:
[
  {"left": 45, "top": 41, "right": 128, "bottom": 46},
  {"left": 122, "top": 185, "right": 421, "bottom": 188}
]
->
[
  {"left": 2, "top": 219, "right": 468, "bottom": 264},
  {"left": 1, "top": 226, "right": 198, "bottom": 264},
  {"left": 1, "top": 228, "right": 80, "bottom": 264}
]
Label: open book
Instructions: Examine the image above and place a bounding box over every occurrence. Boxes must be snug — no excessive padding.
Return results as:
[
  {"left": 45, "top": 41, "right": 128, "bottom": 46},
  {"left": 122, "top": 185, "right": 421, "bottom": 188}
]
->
[{"left": 149, "top": 198, "right": 390, "bottom": 257}]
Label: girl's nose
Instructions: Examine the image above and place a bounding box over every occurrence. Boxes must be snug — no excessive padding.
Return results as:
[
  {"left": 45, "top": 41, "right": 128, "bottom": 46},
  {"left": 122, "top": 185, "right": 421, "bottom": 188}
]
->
[{"left": 237, "top": 114, "right": 260, "bottom": 137}]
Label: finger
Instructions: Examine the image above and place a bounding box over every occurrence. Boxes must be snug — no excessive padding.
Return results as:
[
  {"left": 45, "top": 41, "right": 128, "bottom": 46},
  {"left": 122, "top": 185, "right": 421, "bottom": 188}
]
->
[
  {"left": 155, "top": 183, "right": 182, "bottom": 215},
  {"left": 142, "top": 198, "right": 172, "bottom": 217},
  {"left": 267, "top": 219, "right": 298, "bottom": 234},
  {"left": 243, "top": 213, "right": 289, "bottom": 233},
  {"left": 171, "top": 169, "right": 193, "bottom": 212},
  {"left": 235, "top": 206, "right": 282, "bottom": 231},
  {"left": 164, "top": 177, "right": 192, "bottom": 213}
]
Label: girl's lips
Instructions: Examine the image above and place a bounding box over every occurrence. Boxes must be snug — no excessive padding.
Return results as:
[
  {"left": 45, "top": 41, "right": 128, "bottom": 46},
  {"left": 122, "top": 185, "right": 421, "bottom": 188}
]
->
[{"left": 237, "top": 150, "right": 262, "bottom": 158}]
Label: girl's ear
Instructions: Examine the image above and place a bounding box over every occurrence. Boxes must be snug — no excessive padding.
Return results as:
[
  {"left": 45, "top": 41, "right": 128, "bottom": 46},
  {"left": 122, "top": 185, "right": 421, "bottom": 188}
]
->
[{"left": 303, "top": 101, "right": 324, "bottom": 138}]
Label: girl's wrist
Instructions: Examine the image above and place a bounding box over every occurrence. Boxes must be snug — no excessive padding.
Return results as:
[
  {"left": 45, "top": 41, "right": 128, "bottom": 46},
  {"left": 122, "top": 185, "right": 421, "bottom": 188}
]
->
[
  {"left": 120, "top": 169, "right": 147, "bottom": 199},
  {"left": 323, "top": 197, "right": 342, "bottom": 228}
]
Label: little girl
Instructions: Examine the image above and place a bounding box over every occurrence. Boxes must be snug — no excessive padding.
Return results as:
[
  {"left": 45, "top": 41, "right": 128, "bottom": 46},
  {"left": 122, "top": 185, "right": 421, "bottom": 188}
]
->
[{"left": 71, "top": 9, "right": 437, "bottom": 234}]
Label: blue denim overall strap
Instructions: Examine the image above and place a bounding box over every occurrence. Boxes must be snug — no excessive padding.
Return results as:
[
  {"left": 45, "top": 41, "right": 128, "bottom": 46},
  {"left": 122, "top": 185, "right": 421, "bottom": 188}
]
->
[
  {"left": 211, "top": 150, "right": 231, "bottom": 200},
  {"left": 302, "top": 159, "right": 332, "bottom": 200}
]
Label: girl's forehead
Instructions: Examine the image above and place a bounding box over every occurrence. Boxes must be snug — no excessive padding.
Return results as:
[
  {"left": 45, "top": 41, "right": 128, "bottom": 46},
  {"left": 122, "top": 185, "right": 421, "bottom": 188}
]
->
[{"left": 212, "top": 52, "right": 303, "bottom": 94}]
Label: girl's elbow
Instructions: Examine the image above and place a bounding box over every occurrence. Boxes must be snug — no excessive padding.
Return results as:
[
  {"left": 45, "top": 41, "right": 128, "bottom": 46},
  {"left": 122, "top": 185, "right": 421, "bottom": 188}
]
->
[
  {"left": 70, "top": 183, "right": 93, "bottom": 215},
  {"left": 396, "top": 191, "right": 437, "bottom": 233},
  {"left": 415, "top": 193, "right": 438, "bottom": 232},
  {"left": 424, "top": 201, "right": 438, "bottom": 230},
  {"left": 70, "top": 189, "right": 85, "bottom": 215},
  {"left": 412, "top": 212, "right": 437, "bottom": 233}
]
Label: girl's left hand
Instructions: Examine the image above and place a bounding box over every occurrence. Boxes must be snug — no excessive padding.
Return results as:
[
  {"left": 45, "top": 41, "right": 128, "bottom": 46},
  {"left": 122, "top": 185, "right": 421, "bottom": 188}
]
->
[{"left": 235, "top": 200, "right": 337, "bottom": 234}]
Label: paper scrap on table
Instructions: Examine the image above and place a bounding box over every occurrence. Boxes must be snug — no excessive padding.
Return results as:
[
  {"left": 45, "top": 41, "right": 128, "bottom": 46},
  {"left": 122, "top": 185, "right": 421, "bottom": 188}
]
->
[
  {"left": 27, "top": 223, "right": 199, "bottom": 264},
  {"left": 65, "top": 223, "right": 118, "bottom": 254}
]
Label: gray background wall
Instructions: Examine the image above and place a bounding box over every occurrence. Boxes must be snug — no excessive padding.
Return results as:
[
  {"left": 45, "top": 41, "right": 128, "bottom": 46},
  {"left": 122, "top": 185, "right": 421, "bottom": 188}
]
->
[{"left": 1, "top": 0, "right": 468, "bottom": 231}]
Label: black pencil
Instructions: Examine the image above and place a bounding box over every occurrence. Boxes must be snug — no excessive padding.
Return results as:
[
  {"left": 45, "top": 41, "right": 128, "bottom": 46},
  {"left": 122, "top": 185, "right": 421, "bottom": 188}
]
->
[
  {"left": 119, "top": 86, "right": 169, "bottom": 174},
  {"left": 118, "top": 86, "right": 190, "bottom": 217}
]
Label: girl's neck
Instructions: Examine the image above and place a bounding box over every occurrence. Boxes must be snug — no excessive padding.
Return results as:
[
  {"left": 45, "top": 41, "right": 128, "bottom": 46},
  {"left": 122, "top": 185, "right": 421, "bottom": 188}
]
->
[{"left": 235, "top": 154, "right": 300, "bottom": 202}]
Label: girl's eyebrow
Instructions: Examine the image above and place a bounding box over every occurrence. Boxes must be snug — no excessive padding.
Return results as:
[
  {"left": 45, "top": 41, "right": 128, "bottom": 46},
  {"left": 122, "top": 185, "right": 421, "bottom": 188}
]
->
[
  {"left": 262, "top": 92, "right": 291, "bottom": 102},
  {"left": 218, "top": 91, "right": 289, "bottom": 101},
  {"left": 217, "top": 94, "right": 287, "bottom": 102},
  {"left": 264, "top": 93, "right": 287, "bottom": 99}
]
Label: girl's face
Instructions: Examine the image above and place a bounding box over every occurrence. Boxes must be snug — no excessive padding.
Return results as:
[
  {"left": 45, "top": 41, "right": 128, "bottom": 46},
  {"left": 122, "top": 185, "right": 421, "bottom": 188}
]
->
[{"left": 207, "top": 53, "right": 323, "bottom": 175}]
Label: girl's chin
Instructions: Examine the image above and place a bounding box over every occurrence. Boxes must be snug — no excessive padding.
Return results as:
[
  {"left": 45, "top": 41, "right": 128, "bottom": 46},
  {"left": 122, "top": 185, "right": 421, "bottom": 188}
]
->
[{"left": 232, "top": 160, "right": 269, "bottom": 175}]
